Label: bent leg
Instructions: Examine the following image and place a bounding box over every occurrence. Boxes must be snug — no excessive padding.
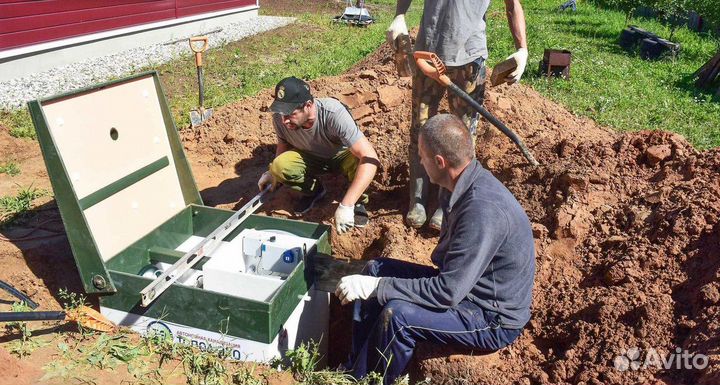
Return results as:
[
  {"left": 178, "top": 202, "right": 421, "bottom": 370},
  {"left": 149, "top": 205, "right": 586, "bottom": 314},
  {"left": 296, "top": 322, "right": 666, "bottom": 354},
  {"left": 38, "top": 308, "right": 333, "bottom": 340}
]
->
[
  {"left": 347, "top": 259, "right": 438, "bottom": 378},
  {"left": 447, "top": 58, "right": 487, "bottom": 141},
  {"left": 408, "top": 72, "right": 444, "bottom": 227},
  {"left": 366, "top": 300, "right": 522, "bottom": 385},
  {"left": 269, "top": 150, "right": 329, "bottom": 194},
  {"left": 332, "top": 149, "right": 369, "bottom": 205}
]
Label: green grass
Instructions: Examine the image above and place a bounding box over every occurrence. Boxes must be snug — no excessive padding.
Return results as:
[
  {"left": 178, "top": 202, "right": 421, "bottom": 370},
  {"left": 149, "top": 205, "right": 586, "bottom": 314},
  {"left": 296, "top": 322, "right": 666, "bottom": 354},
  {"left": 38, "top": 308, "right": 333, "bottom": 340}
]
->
[
  {"left": 0, "top": 161, "right": 20, "bottom": 176},
  {"left": 157, "top": 1, "right": 423, "bottom": 128},
  {"left": 0, "top": 108, "right": 35, "bottom": 139},
  {"left": 0, "top": 185, "right": 46, "bottom": 224},
  {"left": 484, "top": 0, "right": 720, "bottom": 149}
]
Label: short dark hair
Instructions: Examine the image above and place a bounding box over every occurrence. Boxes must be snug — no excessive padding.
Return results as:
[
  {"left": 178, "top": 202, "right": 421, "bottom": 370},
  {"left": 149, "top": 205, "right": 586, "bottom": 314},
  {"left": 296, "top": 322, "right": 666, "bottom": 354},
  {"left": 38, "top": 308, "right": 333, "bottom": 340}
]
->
[{"left": 419, "top": 114, "right": 474, "bottom": 167}]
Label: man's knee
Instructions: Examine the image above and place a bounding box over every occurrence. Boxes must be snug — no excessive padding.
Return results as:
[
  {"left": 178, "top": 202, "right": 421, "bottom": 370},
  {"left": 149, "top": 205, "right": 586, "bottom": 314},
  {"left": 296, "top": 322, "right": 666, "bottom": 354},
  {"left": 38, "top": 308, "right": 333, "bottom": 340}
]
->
[
  {"left": 269, "top": 152, "right": 303, "bottom": 182},
  {"left": 379, "top": 300, "right": 416, "bottom": 330}
]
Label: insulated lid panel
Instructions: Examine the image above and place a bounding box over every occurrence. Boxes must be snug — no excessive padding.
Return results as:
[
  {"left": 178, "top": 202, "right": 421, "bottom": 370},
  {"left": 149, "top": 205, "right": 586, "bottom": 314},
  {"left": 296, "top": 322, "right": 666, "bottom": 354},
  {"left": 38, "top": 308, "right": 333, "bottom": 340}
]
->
[
  {"left": 28, "top": 72, "right": 202, "bottom": 292},
  {"left": 40, "top": 75, "right": 185, "bottom": 261}
]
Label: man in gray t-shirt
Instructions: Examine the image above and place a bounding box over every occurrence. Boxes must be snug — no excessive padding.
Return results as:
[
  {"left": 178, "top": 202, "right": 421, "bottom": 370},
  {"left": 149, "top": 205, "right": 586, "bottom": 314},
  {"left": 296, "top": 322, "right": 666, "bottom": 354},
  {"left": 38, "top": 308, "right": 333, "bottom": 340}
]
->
[
  {"left": 257, "top": 77, "right": 379, "bottom": 234},
  {"left": 386, "top": 0, "right": 529, "bottom": 231}
]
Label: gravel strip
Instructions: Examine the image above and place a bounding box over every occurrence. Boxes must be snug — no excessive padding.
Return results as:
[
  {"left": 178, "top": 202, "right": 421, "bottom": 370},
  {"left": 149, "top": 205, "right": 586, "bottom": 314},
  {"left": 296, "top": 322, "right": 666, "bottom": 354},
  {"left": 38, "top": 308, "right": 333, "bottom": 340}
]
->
[{"left": 0, "top": 15, "right": 295, "bottom": 111}]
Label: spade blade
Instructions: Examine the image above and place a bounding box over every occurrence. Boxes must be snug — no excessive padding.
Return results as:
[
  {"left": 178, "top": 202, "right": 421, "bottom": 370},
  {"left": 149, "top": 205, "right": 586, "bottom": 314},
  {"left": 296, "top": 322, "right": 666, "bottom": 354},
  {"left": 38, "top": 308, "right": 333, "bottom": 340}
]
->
[{"left": 190, "top": 107, "right": 213, "bottom": 127}]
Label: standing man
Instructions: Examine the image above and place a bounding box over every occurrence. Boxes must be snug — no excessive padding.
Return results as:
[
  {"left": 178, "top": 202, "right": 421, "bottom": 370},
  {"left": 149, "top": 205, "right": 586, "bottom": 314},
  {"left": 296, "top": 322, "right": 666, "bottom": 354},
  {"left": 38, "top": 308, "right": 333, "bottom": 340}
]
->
[
  {"left": 258, "top": 76, "right": 380, "bottom": 234},
  {"left": 387, "top": 0, "right": 529, "bottom": 229},
  {"left": 336, "top": 114, "right": 535, "bottom": 384}
]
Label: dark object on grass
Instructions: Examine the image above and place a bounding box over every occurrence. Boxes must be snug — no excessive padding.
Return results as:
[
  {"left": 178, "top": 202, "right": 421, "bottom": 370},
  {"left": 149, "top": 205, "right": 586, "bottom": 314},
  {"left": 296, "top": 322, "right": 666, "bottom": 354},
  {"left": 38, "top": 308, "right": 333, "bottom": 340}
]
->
[
  {"left": 640, "top": 38, "right": 680, "bottom": 60},
  {"left": 619, "top": 26, "right": 680, "bottom": 60},
  {"left": 333, "top": 0, "right": 375, "bottom": 26},
  {"left": 559, "top": 0, "right": 576, "bottom": 11},
  {"left": 539, "top": 49, "right": 571, "bottom": 79},
  {"left": 693, "top": 52, "right": 720, "bottom": 92}
]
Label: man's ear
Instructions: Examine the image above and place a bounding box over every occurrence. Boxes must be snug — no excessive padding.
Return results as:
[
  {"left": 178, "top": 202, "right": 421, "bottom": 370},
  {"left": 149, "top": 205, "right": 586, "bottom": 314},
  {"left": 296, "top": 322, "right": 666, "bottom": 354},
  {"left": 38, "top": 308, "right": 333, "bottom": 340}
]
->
[{"left": 434, "top": 154, "right": 446, "bottom": 169}]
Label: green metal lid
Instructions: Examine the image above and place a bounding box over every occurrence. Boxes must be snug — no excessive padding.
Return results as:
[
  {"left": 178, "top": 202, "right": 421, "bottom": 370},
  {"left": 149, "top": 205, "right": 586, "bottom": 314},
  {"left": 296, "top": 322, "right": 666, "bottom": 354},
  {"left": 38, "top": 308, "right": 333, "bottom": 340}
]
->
[{"left": 28, "top": 72, "right": 202, "bottom": 294}]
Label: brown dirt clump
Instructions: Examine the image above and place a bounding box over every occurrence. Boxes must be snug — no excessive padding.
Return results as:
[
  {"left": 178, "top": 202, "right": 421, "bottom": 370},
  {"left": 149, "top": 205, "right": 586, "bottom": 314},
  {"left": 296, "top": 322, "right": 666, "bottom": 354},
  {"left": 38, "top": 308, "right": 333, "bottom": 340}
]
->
[
  {"left": 0, "top": 347, "right": 42, "bottom": 385},
  {"left": 0, "top": 39, "right": 718, "bottom": 385}
]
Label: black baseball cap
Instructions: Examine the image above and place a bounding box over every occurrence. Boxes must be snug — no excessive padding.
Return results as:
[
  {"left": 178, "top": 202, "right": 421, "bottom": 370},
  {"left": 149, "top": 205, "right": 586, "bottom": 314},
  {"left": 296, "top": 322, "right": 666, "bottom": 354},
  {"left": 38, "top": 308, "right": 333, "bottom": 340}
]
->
[{"left": 270, "top": 77, "right": 313, "bottom": 115}]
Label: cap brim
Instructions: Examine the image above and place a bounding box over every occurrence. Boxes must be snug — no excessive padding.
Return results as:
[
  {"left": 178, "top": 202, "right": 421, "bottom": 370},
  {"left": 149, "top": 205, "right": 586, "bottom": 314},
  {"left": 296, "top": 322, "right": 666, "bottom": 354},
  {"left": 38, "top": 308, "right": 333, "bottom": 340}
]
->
[{"left": 269, "top": 100, "right": 298, "bottom": 115}]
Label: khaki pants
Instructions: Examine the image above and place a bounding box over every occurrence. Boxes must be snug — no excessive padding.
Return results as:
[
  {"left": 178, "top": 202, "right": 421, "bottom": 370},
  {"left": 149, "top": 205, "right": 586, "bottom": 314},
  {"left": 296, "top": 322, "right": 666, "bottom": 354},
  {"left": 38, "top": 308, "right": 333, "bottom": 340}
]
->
[
  {"left": 409, "top": 58, "right": 486, "bottom": 208},
  {"left": 269, "top": 149, "right": 369, "bottom": 204}
]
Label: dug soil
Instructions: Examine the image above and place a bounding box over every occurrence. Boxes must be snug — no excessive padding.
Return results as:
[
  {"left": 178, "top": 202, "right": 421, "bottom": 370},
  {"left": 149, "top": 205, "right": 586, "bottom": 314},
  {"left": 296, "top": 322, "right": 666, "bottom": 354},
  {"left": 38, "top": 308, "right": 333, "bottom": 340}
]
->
[{"left": 1, "top": 40, "right": 718, "bottom": 385}]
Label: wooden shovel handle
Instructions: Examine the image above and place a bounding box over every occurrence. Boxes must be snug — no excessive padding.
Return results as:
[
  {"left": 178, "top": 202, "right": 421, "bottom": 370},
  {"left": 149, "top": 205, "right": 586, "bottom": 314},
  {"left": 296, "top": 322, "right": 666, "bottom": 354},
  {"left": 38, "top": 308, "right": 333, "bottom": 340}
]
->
[{"left": 189, "top": 36, "right": 209, "bottom": 67}]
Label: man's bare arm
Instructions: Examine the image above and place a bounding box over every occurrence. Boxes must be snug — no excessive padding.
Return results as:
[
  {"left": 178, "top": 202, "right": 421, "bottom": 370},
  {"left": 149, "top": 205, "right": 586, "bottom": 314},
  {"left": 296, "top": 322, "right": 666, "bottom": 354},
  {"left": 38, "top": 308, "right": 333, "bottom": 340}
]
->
[
  {"left": 395, "top": 0, "right": 412, "bottom": 16},
  {"left": 504, "top": 0, "right": 527, "bottom": 49},
  {"left": 342, "top": 137, "right": 379, "bottom": 207}
]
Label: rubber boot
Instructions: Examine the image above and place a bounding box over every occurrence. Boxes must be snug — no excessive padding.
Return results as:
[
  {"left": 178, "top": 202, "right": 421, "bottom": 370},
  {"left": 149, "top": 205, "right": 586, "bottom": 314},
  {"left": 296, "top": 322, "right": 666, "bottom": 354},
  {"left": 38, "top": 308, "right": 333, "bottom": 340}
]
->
[
  {"left": 429, "top": 207, "right": 443, "bottom": 230},
  {"left": 406, "top": 148, "right": 428, "bottom": 228}
]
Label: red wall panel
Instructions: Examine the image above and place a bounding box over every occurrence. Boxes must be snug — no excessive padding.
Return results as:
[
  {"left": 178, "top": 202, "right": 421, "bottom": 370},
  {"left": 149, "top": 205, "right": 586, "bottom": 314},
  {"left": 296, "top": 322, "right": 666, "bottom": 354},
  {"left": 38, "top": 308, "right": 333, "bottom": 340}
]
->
[
  {"left": 1, "top": 2, "right": 176, "bottom": 34},
  {"left": 175, "top": 0, "right": 255, "bottom": 18},
  {"left": 0, "top": 0, "right": 256, "bottom": 51}
]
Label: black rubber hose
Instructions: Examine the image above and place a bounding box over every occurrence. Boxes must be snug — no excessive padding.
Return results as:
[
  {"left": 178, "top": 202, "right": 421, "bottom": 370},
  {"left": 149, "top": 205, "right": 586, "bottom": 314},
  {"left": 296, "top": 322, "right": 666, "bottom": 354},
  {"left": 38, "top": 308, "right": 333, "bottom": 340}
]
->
[
  {"left": 0, "top": 311, "right": 66, "bottom": 322},
  {"left": 0, "top": 279, "right": 38, "bottom": 309},
  {"left": 448, "top": 83, "right": 540, "bottom": 166}
]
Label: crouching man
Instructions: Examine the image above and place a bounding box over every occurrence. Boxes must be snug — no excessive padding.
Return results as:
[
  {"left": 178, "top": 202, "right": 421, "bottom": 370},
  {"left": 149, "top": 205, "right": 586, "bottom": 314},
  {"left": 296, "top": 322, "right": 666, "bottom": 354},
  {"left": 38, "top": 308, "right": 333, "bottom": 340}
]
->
[
  {"left": 258, "top": 76, "right": 379, "bottom": 233},
  {"left": 335, "top": 114, "right": 535, "bottom": 384}
]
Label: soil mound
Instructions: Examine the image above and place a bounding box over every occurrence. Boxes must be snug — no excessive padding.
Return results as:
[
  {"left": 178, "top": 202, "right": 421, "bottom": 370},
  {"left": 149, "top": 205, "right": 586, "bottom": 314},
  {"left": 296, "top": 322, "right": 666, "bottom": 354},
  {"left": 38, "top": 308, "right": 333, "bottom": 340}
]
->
[
  {"left": 182, "top": 41, "right": 719, "bottom": 385},
  {"left": 0, "top": 39, "right": 717, "bottom": 385}
]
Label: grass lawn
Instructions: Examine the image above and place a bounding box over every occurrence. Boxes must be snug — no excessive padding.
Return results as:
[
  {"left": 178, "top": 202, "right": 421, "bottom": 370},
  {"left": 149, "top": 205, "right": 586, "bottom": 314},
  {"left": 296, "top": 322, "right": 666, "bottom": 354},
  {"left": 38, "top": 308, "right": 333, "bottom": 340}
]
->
[
  {"left": 0, "top": 0, "right": 719, "bottom": 148},
  {"left": 0, "top": 0, "right": 423, "bottom": 138},
  {"left": 484, "top": 0, "right": 720, "bottom": 149}
]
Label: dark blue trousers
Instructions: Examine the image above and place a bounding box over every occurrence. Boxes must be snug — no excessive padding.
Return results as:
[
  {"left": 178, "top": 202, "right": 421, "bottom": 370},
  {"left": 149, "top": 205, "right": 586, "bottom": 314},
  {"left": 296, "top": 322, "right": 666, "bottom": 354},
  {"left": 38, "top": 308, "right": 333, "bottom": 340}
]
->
[{"left": 346, "top": 258, "right": 523, "bottom": 385}]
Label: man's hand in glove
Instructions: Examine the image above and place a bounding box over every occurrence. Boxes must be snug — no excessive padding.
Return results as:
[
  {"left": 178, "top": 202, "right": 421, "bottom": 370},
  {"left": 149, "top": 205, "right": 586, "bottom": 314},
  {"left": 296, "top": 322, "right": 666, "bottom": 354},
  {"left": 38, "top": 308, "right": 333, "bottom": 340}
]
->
[
  {"left": 334, "top": 203, "right": 355, "bottom": 234},
  {"left": 257, "top": 171, "right": 277, "bottom": 192},
  {"left": 505, "top": 47, "right": 528, "bottom": 84},
  {"left": 386, "top": 14, "right": 409, "bottom": 46},
  {"left": 335, "top": 275, "right": 381, "bottom": 305}
]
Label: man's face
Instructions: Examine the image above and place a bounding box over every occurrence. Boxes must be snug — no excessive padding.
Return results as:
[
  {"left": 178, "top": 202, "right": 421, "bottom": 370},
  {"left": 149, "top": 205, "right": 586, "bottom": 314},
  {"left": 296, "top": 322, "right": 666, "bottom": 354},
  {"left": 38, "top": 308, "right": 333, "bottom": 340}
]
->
[
  {"left": 281, "top": 103, "right": 310, "bottom": 130},
  {"left": 418, "top": 135, "right": 443, "bottom": 184}
]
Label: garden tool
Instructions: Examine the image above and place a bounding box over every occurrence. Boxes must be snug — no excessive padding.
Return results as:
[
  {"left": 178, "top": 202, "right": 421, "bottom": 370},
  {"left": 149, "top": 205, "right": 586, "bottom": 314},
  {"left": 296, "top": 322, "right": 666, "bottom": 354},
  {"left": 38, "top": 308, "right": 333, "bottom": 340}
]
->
[
  {"left": 413, "top": 51, "right": 540, "bottom": 166},
  {"left": 140, "top": 186, "right": 273, "bottom": 307},
  {"left": 189, "top": 36, "right": 213, "bottom": 127},
  {"left": 333, "top": 0, "right": 375, "bottom": 26},
  {"left": 393, "top": 33, "right": 415, "bottom": 77},
  {"left": 0, "top": 279, "right": 115, "bottom": 332}
]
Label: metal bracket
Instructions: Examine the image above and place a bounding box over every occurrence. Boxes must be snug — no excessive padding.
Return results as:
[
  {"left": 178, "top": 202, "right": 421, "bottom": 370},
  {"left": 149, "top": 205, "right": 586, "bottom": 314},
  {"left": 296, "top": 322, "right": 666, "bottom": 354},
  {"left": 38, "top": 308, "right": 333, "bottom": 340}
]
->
[{"left": 139, "top": 187, "right": 271, "bottom": 307}]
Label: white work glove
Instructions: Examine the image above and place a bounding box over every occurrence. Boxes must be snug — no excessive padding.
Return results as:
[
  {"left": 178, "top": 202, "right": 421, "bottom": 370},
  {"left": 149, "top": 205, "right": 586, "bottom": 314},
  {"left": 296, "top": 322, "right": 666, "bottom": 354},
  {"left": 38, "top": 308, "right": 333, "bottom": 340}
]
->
[
  {"left": 505, "top": 47, "right": 529, "bottom": 84},
  {"left": 257, "top": 171, "right": 277, "bottom": 192},
  {"left": 334, "top": 203, "right": 355, "bottom": 234},
  {"left": 386, "top": 14, "right": 409, "bottom": 47},
  {"left": 335, "top": 275, "right": 381, "bottom": 305}
]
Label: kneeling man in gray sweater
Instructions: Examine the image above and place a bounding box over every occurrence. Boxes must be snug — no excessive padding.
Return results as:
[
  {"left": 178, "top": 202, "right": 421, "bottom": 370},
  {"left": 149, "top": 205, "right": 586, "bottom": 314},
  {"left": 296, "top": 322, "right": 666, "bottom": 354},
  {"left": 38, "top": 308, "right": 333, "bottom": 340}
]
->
[{"left": 335, "top": 113, "right": 536, "bottom": 384}]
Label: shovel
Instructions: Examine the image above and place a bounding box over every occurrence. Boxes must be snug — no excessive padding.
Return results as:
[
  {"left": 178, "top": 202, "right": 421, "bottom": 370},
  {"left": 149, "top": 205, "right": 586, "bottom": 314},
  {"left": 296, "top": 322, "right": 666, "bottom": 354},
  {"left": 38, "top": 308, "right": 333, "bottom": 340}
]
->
[
  {"left": 189, "top": 36, "right": 213, "bottom": 127},
  {"left": 413, "top": 51, "right": 539, "bottom": 166},
  {"left": 0, "top": 279, "right": 116, "bottom": 333}
]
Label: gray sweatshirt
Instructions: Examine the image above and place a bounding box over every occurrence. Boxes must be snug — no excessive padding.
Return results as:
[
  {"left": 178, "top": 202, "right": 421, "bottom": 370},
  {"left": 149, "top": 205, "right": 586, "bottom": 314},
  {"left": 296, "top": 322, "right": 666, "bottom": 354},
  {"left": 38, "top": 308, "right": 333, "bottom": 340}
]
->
[{"left": 377, "top": 160, "right": 535, "bottom": 328}]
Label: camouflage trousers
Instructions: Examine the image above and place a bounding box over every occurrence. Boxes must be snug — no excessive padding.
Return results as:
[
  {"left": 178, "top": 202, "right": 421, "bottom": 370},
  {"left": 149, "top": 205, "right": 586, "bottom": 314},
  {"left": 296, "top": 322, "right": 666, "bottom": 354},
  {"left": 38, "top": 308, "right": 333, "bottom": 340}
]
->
[{"left": 409, "top": 57, "right": 486, "bottom": 208}]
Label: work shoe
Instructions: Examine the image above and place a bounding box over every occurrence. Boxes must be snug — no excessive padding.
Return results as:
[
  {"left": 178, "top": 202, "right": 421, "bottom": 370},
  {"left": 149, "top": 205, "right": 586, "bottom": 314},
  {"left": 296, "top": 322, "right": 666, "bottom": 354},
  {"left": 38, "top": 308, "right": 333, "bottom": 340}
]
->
[
  {"left": 354, "top": 203, "right": 369, "bottom": 228},
  {"left": 429, "top": 208, "right": 443, "bottom": 231},
  {"left": 405, "top": 202, "right": 427, "bottom": 228},
  {"left": 293, "top": 184, "right": 326, "bottom": 215}
]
